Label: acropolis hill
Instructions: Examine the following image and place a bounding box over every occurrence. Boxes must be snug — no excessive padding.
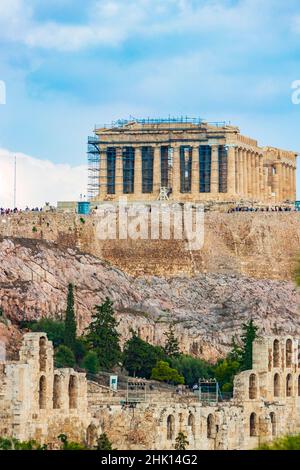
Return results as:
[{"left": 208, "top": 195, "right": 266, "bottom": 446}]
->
[{"left": 0, "top": 211, "right": 300, "bottom": 362}]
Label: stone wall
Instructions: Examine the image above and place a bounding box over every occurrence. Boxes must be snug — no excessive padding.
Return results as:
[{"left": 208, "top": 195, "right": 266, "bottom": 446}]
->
[{"left": 0, "top": 211, "right": 299, "bottom": 280}]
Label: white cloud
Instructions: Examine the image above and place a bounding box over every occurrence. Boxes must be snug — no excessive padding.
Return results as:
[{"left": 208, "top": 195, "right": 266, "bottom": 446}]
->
[
  {"left": 0, "top": 148, "right": 86, "bottom": 209},
  {"left": 0, "top": 0, "right": 295, "bottom": 52}
]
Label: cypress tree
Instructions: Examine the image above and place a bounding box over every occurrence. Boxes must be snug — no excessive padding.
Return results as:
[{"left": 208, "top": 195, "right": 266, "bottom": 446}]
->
[
  {"left": 85, "top": 298, "right": 121, "bottom": 370},
  {"left": 164, "top": 324, "right": 180, "bottom": 358},
  {"left": 240, "top": 319, "right": 258, "bottom": 370},
  {"left": 64, "top": 283, "right": 77, "bottom": 352}
]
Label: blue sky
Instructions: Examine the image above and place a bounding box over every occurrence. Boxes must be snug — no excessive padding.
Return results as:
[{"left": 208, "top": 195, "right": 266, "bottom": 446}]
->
[{"left": 0, "top": 0, "right": 300, "bottom": 206}]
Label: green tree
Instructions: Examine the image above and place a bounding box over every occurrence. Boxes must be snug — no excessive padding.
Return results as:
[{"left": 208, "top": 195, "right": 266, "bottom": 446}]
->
[
  {"left": 123, "top": 332, "right": 166, "bottom": 379},
  {"left": 170, "top": 355, "right": 213, "bottom": 387},
  {"left": 164, "top": 324, "right": 180, "bottom": 358},
  {"left": 174, "top": 432, "right": 189, "bottom": 450},
  {"left": 85, "top": 298, "right": 121, "bottom": 370},
  {"left": 81, "top": 351, "right": 100, "bottom": 374},
  {"left": 64, "top": 284, "right": 77, "bottom": 352},
  {"left": 55, "top": 345, "right": 76, "bottom": 368},
  {"left": 151, "top": 361, "right": 184, "bottom": 385},
  {"left": 96, "top": 433, "right": 114, "bottom": 450},
  {"left": 239, "top": 319, "right": 258, "bottom": 371},
  {"left": 212, "top": 358, "right": 240, "bottom": 392}
]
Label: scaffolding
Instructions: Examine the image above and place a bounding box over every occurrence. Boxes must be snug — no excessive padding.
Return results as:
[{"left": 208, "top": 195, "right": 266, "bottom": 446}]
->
[
  {"left": 198, "top": 378, "right": 221, "bottom": 404},
  {"left": 120, "top": 379, "right": 147, "bottom": 408},
  {"left": 87, "top": 118, "right": 230, "bottom": 200},
  {"left": 87, "top": 136, "right": 101, "bottom": 200}
]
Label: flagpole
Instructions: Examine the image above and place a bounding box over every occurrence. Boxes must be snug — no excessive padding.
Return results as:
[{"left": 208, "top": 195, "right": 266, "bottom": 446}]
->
[{"left": 13, "top": 155, "right": 16, "bottom": 209}]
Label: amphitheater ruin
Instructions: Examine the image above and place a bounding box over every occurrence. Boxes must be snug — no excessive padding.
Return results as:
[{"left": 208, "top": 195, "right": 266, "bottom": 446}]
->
[
  {"left": 87, "top": 118, "right": 297, "bottom": 205},
  {"left": 0, "top": 332, "right": 300, "bottom": 450}
]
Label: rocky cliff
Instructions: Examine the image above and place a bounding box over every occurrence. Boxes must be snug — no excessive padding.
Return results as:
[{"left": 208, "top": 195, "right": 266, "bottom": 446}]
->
[{"left": 0, "top": 236, "right": 299, "bottom": 361}]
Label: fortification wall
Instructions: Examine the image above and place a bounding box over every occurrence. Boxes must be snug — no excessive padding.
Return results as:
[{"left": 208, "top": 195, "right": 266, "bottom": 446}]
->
[{"left": 0, "top": 211, "right": 299, "bottom": 280}]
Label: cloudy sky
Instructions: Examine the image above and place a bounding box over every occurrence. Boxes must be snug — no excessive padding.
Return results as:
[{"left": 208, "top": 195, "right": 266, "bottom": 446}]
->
[{"left": 0, "top": 0, "right": 300, "bottom": 207}]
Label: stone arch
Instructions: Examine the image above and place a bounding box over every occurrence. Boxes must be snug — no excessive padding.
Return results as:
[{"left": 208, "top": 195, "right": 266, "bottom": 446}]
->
[
  {"left": 270, "top": 412, "right": 276, "bottom": 437},
  {"left": 286, "top": 339, "right": 292, "bottom": 367},
  {"left": 207, "top": 414, "right": 216, "bottom": 439},
  {"left": 53, "top": 374, "right": 62, "bottom": 409},
  {"left": 86, "top": 424, "right": 98, "bottom": 448},
  {"left": 69, "top": 375, "right": 78, "bottom": 409},
  {"left": 39, "top": 336, "right": 47, "bottom": 372},
  {"left": 249, "top": 373, "right": 257, "bottom": 399},
  {"left": 188, "top": 413, "right": 195, "bottom": 437},
  {"left": 273, "top": 339, "right": 280, "bottom": 368},
  {"left": 167, "top": 414, "right": 175, "bottom": 440},
  {"left": 250, "top": 412, "right": 258, "bottom": 437},
  {"left": 39, "top": 375, "right": 47, "bottom": 409},
  {"left": 274, "top": 373, "right": 280, "bottom": 397},
  {"left": 286, "top": 373, "right": 293, "bottom": 397}
]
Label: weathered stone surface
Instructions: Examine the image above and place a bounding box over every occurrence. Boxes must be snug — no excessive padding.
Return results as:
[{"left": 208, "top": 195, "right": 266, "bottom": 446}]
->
[
  {"left": 0, "top": 237, "right": 300, "bottom": 361},
  {"left": 1, "top": 212, "right": 299, "bottom": 280}
]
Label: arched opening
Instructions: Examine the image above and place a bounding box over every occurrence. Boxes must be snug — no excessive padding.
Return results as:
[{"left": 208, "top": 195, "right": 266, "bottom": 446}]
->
[
  {"left": 274, "top": 373, "right": 280, "bottom": 397},
  {"left": 86, "top": 424, "right": 98, "bottom": 448},
  {"left": 69, "top": 375, "right": 78, "bottom": 409},
  {"left": 286, "top": 373, "right": 293, "bottom": 397},
  {"left": 188, "top": 413, "right": 195, "bottom": 437},
  {"left": 39, "top": 375, "right": 47, "bottom": 410},
  {"left": 53, "top": 374, "right": 62, "bottom": 409},
  {"left": 39, "top": 337, "right": 47, "bottom": 372},
  {"left": 167, "top": 415, "right": 175, "bottom": 440},
  {"left": 207, "top": 414, "right": 216, "bottom": 439},
  {"left": 270, "top": 412, "right": 276, "bottom": 437},
  {"left": 273, "top": 339, "right": 280, "bottom": 368},
  {"left": 286, "top": 339, "right": 292, "bottom": 368},
  {"left": 250, "top": 412, "right": 258, "bottom": 437},
  {"left": 249, "top": 374, "right": 257, "bottom": 399}
]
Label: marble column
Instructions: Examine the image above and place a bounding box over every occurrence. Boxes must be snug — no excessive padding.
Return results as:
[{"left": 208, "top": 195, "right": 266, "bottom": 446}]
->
[
  {"left": 273, "top": 162, "right": 281, "bottom": 203},
  {"left": 243, "top": 149, "right": 248, "bottom": 198},
  {"left": 235, "top": 149, "right": 240, "bottom": 195},
  {"left": 247, "top": 151, "right": 252, "bottom": 198},
  {"left": 210, "top": 145, "right": 219, "bottom": 194},
  {"left": 191, "top": 146, "right": 200, "bottom": 195},
  {"left": 227, "top": 146, "right": 236, "bottom": 195},
  {"left": 134, "top": 147, "right": 143, "bottom": 197},
  {"left": 99, "top": 146, "right": 107, "bottom": 197},
  {"left": 115, "top": 147, "right": 123, "bottom": 196},
  {"left": 239, "top": 148, "right": 244, "bottom": 196},
  {"left": 153, "top": 146, "right": 161, "bottom": 197},
  {"left": 259, "top": 155, "right": 264, "bottom": 202},
  {"left": 172, "top": 146, "right": 181, "bottom": 198}
]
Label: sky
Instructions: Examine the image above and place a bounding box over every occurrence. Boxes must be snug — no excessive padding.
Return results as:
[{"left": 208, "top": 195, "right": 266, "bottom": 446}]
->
[{"left": 0, "top": 0, "right": 300, "bottom": 207}]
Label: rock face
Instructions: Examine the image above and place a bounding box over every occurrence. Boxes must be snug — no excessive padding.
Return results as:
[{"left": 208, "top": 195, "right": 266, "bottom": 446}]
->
[
  {"left": 1, "top": 212, "right": 300, "bottom": 280},
  {"left": 0, "top": 237, "right": 299, "bottom": 361}
]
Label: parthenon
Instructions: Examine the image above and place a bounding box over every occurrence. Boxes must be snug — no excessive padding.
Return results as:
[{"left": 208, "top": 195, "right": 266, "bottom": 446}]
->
[{"left": 87, "top": 118, "right": 297, "bottom": 204}]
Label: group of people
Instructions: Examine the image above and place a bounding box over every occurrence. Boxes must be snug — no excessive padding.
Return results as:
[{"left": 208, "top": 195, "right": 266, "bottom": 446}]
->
[
  {"left": 227, "top": 206, "right": 296, "bottom": 213},
  {"left": 0, "top": 207, "right": 43, "bottom": 215}
]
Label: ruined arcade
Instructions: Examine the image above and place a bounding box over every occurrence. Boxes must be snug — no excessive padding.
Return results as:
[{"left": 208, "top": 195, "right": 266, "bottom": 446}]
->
[{"left": 1, "top": 333, "right": 300, "bottom": 450}]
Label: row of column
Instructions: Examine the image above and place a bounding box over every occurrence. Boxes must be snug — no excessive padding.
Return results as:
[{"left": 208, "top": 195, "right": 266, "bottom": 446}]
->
[
  {"left": 99, "top": 144, "right": 231, "bottom": 198},
  {"left": 99, "top": 145, "right": 296, "bottom": 202},
  {"left": 234, "top": 147, "right": 296, "bottom": 202}
]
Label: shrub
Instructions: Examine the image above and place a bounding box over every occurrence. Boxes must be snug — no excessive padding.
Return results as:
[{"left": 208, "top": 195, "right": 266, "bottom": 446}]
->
[
  {"left": 151, "top": 361, "right": 184, "bottom": 385},
  {"left": 55, "top": 345, "right": 76, "bottom": 368},
  {"left": 81, "top": 351, "right": 100, "bottom": 374},
  {"left": 24, "top": 319, "right": 65, "bottom": 348}
]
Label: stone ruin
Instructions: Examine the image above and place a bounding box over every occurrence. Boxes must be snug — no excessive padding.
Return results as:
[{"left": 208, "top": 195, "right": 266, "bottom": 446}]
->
[{"left": 0, "top": 333, "right": 300, "bottom": 449}]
